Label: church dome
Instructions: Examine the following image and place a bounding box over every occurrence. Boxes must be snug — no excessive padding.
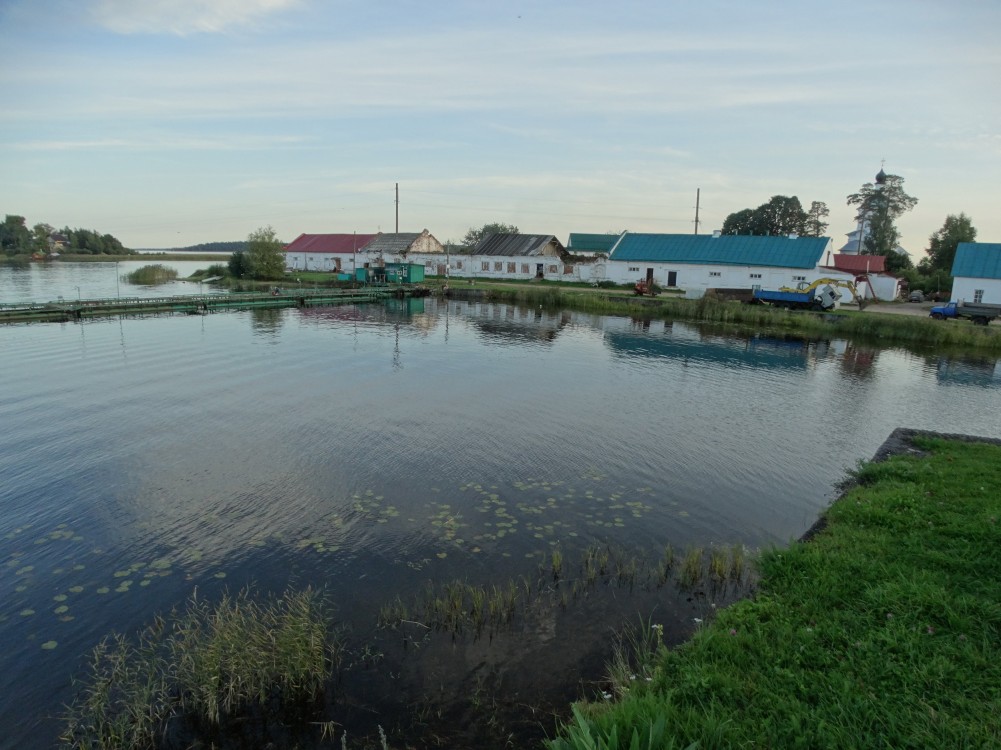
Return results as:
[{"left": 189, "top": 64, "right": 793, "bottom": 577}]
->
[{"left": 875, "top": 168, "right": 887, "bottom": 185}]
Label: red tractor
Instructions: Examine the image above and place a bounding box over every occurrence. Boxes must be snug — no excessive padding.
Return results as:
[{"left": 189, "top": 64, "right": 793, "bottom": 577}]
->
[{"left": 633, "top": 280, "right": 660, "bottom": 296}]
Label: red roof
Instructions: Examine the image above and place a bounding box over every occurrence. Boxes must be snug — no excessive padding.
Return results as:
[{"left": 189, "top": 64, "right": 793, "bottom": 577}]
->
[
  {"left": 832, "top": 254, "right": 886, "bottom": 273},
  {"left": 284, "top": 233, "right": 379, "bottom": 254}
]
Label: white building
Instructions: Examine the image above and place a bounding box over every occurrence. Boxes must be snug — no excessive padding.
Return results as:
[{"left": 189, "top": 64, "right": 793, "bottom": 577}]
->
[
  {"left": 950, "top": 243, "right": 1001, "bottom": 305},
  {"left": 604, "top": 231, "right": 855, "bottom": 299}
]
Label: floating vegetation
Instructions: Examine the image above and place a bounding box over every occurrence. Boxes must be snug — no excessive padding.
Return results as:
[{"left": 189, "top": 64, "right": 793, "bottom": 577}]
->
[
  {"left": 60, "top": 587, "right": 339, "bottom": 750},
  {"left": 124, "top": 264, "right": 178, "bottom": 285}
]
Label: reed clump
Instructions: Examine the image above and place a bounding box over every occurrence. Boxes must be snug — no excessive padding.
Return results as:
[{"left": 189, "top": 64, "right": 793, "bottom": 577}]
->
[
  {"left": 61, "top": 587, "right": 339, "bottom": 750},
  {"left": 124, "top": 264, "right": 179, "bottom": 285}
]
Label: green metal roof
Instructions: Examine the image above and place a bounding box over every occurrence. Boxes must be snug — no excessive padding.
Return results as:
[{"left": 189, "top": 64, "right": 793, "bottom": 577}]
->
[
  {"left": 952, "top": 243, "right": 1001, "bottom": 280},
  {"left": 608, "top": 233, "right": 829, "bottom": 269},
  {"left": 567, "top": 233, "right": 620, "bottom": 253}
]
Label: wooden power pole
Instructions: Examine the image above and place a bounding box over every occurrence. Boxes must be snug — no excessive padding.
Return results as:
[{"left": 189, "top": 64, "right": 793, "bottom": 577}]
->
[{"left": 694, "top": 188, "right": 701, "bottom": 235}]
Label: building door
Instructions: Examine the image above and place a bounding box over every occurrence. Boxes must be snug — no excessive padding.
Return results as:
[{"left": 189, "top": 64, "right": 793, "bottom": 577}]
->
[
  {"left": 536, "top": 263, "right": 544, "bottom": 278},
  {"left": 646, "top": 268, "right": 654, "bottom": 287},
  {"left": 667, "top": 271, "right": 677, "bottom": 287}
]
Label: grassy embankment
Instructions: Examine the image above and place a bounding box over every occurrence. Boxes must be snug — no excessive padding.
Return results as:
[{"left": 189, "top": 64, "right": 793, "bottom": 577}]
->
[
  {"left": 470, "top": 284, "right": 1001, "bottom": 351},
  {"left": 549, "top": 434, "right": 1001, "bottom": 749}
]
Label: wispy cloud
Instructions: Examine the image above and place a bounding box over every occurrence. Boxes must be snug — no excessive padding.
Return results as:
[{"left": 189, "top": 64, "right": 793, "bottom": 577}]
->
[
  {"left": 92, "top": 0, "right": 301, "bottom": 35},
  {"left": 10, "top": 134, "right": 309, "bottom": 152}
]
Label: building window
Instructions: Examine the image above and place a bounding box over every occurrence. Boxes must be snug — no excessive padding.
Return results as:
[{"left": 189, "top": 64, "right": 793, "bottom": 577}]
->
[
  {"left": 507, "top": 262, "right": 516, "bottom": 273},
  {"left": 628, "top": 266, "right": 640, "bottom": 272},
  {"left": 521, "top": 263, "right": 529, "bottom": 274},
  {"left": 548, "top": 264, "right": 558, "bottom": 274},
  {"left": 455, "top": 261, "right": 463, "bottom": 270},
  {"left": 792, "top": 275, "right": 806, "bottom": 282},
  {"left": 494, "top": 261, "right": 503, "bottom": 271},
  {"left": 750, "top": 273, "right": 762, "bottom": 279},
  {"left": 563, "top": 264, "right": 573, "bottom": 275},
  {"left": 974, "top": 289, "right": 985, "bottom": 303},
  {"left": 481, "top": 261, "right": 490, "bottom": 271},
  {"left": 709, "top": 271, "right": 721, "bottom": 278}
]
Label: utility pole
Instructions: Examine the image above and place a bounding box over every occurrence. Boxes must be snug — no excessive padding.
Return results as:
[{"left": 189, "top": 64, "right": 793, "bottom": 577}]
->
[
  {"left": 693, "top": 188, "right": 701, "bottom": 235},
  {"left": 395, "top": 182, "right": 399, "bottom": 233}
]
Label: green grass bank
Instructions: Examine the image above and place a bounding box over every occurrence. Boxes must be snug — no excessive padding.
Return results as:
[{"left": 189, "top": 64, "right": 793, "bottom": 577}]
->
[
  {"left": 549, "top": 431, "right": 1001, "bottom": 749},
  {"left": 459, "top": 284, "right": 1001, "bottom": 351}
]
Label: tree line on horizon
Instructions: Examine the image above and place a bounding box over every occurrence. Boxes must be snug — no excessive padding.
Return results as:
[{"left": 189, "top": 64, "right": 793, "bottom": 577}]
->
[{"left": 1, "top": 214, "right": 134, "bottom": 257}]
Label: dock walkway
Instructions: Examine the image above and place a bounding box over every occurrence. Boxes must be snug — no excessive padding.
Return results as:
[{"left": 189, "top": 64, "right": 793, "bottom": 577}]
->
[{"left": 0, "top": 287, "right": 417, "bottom": 324}]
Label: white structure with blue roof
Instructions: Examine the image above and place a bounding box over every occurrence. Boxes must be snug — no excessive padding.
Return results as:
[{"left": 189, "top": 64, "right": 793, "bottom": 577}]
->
[
  {"left": 605, "top": 231, "right": 844, "bottom": 296},
  {"left": 951, "top": 242, "right": 1001, "bottom": 305}
]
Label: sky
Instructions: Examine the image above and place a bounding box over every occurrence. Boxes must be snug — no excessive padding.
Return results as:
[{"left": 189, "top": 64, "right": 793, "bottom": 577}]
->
[{"left": 1, "top": 0, "right": 998, "bottom": 256}]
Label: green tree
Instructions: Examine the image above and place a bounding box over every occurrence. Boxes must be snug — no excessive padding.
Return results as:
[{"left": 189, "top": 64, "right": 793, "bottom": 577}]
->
[
  {"left": 462, "top": 222, "right": 519, "bottom": 248},
  {"left": 1, "top": 214, "right": 32, "bottom": 255},
  {"left": 241, "top": 225, "right": 286, "bottom": 280},
  {"left": 721, "top": 196, "right": 808, "bottom": 236},
  {"left": 32, "top": 222, "right": 55, "bottom": 253},
  {"left": 921, "top": 213, "right": 976, "bottom": 274},
  {"left": 846, "top": 173, "right": 918, "bottom": 257},
  {"left": 804, "top": 201, "right": 830, "bottom": 237},
  {"left": 228, "top": 250, "right": 251, "bottom": 278}
]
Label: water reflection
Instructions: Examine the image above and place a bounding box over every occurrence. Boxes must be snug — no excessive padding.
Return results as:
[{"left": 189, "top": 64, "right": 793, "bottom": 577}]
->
[
  {"left": 934, "top": 356, "right": 1001, "bottom": 388},
  {"left": 249, "top": 307, "right": 285, "bottom": 337}
]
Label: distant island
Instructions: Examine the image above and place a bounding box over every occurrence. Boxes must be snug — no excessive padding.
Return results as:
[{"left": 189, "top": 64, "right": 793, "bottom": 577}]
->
[{"left": 136, "top": 241, "right": 246, "bottom": 254}]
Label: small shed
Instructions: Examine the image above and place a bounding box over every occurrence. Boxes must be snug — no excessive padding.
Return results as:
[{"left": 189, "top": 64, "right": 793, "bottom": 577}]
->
[{"left": 383, "top": 262, "right": 425, "bottom": 283}]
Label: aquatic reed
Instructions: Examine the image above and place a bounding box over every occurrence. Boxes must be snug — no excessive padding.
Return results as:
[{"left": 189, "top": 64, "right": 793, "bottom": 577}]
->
[{"left": 61, "top": 587, "right": 338, "bottom": 749}]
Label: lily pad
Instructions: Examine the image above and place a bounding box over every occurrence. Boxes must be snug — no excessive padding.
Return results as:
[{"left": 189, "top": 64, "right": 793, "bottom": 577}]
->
[{"left": 41, "top": 641, "right": 58, "bottom": 650}]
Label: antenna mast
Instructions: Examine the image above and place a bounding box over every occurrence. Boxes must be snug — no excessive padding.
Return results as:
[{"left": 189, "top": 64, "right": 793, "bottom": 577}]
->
[{"left": 693, "top": 188, "right": 701, "bottom": 235}]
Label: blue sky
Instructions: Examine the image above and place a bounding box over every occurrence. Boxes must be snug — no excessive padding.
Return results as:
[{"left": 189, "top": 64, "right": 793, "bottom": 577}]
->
[{"left": 1, "top": 0, "right": 998, "bottom": 255}]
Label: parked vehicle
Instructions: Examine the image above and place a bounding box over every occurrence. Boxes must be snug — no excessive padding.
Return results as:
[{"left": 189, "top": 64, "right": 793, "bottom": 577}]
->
[
  {"left": 752, "top": 278, "right": 866, "bottom": 311},
  {"left": 633, "top": 280, "right": 660, "bottom": 296},
  {"left": 929, "top": 301, "right": 1001, "bottom": 326},
  {"left": 908, "top": 290, "right": 925, "bottom": 302}
]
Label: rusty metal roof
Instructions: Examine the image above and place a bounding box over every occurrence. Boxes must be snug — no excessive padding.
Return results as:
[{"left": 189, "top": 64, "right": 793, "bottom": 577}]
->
[
  {"left": 284, "top": 233, "right": 378, "bottom": 254},
  {"left": 832, "top": 254, "right": 886, "bottom": 273},
  {"left": 473, "top": 233, "right": 565, "bottom": 257}
]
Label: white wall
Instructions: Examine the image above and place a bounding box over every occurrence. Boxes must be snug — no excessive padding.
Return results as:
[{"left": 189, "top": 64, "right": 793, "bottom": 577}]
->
[
  {"left": 951, "top": 278, "right": 1001, "bottom": 305},
  {"left": 285, "top": 253, "right": 357, "bottom": 272}
]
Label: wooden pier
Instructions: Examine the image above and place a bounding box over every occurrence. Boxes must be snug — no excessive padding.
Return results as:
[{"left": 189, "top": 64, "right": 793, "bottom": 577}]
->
[{"left": 0, "top": 287, "right": 422, "bottom": 324}]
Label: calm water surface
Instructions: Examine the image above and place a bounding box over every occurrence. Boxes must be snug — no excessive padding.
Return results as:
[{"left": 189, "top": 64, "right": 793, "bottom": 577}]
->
[
  {"left": 1, "top": 258, "right": 225, "bottom": 303},
  {"left": 2, "top": 277, "right": 1001, "bottom": 747}
]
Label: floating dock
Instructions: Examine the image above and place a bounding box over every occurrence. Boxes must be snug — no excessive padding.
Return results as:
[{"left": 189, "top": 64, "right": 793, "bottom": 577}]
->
[{"left": 0, "top": 287, "right": 424, "bottom": 324}]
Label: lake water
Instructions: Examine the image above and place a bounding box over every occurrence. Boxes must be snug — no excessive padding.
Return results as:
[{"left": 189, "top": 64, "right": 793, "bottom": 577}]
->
[
  {"left": 1, "top": 257, "right": 224, "bottom": 303},
  {"left": 2, "top": 263, "right": 1001, "bottom": 747}
]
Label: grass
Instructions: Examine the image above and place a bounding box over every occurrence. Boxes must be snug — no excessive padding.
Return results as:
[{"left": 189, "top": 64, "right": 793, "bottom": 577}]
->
[
  {"left": 548, "top": 435, "right": 1001, "bottom": 749},
  {"left": 461, "top": 284, "right": 1001, "bottom": 350},
  {"left": 123, "top": 264, "right": 179, "bottom": 285},
  {"left": 61, "top": 587, "right": 339, "bottom": 749}
]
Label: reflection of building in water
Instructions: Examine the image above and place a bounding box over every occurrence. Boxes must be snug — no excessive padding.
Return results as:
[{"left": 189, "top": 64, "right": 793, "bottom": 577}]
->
[
  {"left": 828, "top": 339, "right": 879, "bottom": 379},
  {"left": 448, "top": 300, "right": 572, "bottom": 344},
  {"left": 935, "top": 357, "right": 1001, "bottom": 388},
  {"left": 602, "top": 325, "right": 816, "bottom": 372}
]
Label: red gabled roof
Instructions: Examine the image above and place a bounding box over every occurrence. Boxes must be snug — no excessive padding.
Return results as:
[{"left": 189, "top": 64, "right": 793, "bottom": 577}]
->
[
  {"left": 832, "top": 254, "right": 886, "bottom": 273},
  {"left": 284, "top": 233, "right": 379, "bottom": 254}
]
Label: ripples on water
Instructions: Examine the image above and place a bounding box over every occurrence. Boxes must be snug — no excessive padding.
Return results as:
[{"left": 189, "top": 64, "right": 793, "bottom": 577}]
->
[{"left": 2, "top": 295, "right": 1000, "bottom": 748}]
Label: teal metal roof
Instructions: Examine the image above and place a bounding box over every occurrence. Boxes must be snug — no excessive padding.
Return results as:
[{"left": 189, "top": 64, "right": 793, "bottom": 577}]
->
[
  {"left": 952, "top": 243, "right": 1001, "bottom": 280},
  {"left": 568, "top": 233, "right": 620, "bottom": 253},
  {"left": 608, "top": 233, "right": 829, "bottom": 269}
]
